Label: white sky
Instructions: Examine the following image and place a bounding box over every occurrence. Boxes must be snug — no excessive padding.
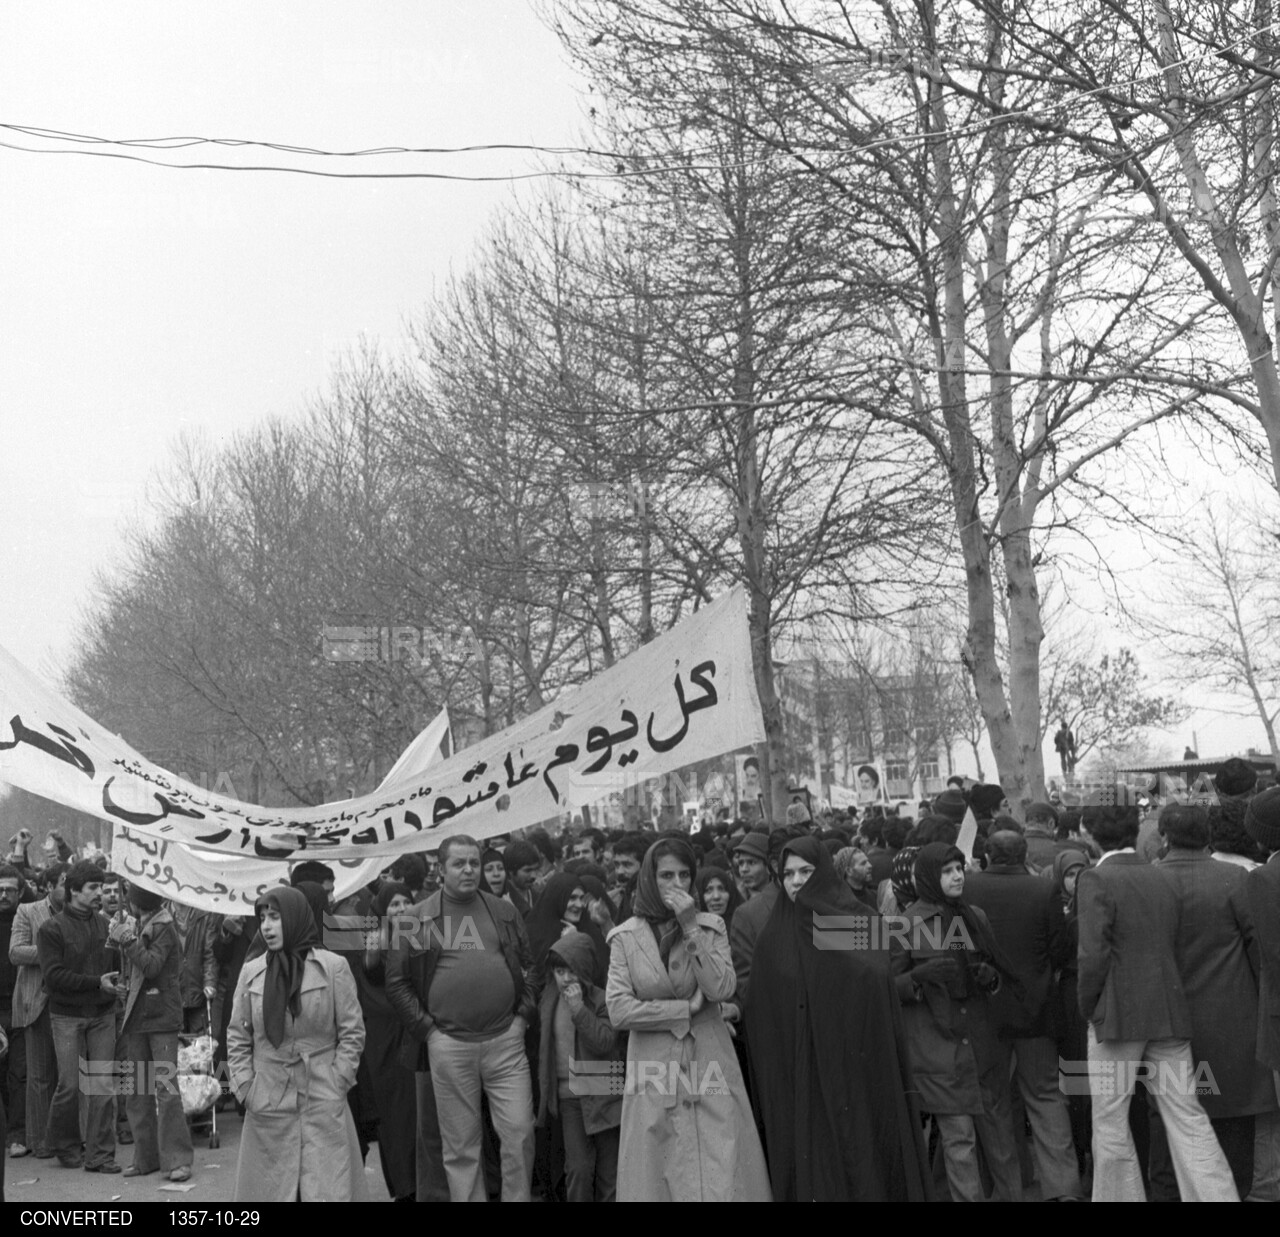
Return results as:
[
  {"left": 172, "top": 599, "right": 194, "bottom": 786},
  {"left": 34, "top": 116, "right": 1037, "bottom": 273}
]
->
[
  {"left": 0, "top": 1, "right": 583, "bottom": 678},
  {"left": 0, "top": 2, "right": 1269, "bottom": 785}
]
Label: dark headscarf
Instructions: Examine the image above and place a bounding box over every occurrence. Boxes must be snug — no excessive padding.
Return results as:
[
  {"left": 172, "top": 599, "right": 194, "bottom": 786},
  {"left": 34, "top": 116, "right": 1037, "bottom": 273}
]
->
[
  {"left": 254, "top": 886, "right": 321, "bottom": 1049},
  {"left": 372, "top": 881, "right": 411, "bottom": 920},
  {"left": 480, "top": 847, "right": 506, "bottom": 895},
  {"left": 694, "top": 865, "right": 743, "bottom": 928},
  {"left": 527, "top": 871, "right": 609, "bottom": 983},
  {"left": 891, "top": 845, "right": 920, "bottom": 909},
  {"left": 1050, "top": 848, "right": 1089, "bottom": 916},
  {"left": 243, "top": 879, "right": 319, "bottom": 965},
  {"left": 911, "top": 842, "right": 1018, "bottom": 988},
  {"left": 632, "top": 837, "right": 698, "bottom": 965},
  {"left": 745, "top": 837, "right": 931, "bottom": 1201}
]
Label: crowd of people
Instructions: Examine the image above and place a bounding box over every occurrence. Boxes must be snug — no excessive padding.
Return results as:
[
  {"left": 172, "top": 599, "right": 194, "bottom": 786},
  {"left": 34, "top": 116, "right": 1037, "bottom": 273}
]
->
[{"left": 1, "top": 754, "right": 1280, "bottom": 1202}]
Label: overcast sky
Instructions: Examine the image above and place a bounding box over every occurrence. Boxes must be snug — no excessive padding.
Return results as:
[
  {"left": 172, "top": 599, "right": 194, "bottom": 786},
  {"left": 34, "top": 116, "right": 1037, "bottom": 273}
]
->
[
  {"left": 0, "top": 1, "right": 582, "bottom": 672},
  {"left": 0, "top": 2, "right": 1268, "bottom": 785}
]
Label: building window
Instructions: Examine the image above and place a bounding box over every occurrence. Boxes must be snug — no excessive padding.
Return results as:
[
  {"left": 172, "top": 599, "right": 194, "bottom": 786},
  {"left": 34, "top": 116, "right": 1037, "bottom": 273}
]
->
[
  {"left": 885, "top": 761, "right": 911, "bottom": 798},
  {"left": 883, "top": 727, "right": 909, "bottom": 753}
]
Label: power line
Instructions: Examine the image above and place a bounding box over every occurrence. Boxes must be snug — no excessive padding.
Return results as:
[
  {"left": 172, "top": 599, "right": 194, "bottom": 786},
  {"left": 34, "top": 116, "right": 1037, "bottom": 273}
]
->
[
  {"left": 0, "top": 136, "right": 584, "bottom": 181},
  {"left": 1, "top": 15, "right": 1274, "bottom": 183},
  {"left": 0, "top": 122, "right": 623, "bottom": 160}
]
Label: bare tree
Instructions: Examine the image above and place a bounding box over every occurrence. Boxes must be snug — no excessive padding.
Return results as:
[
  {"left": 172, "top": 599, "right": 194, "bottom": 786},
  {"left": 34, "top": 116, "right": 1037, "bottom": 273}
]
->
[
  {"left": 998, "top": 0, "right": 1280, "bottom": 485},
  {"left": 551, "top": 3, "right": 948, "bottom": 819},
  {"left": 68, "top": 357, "right": 457, "bottom": 802},
  {"left": 546, "top": 0, "right": 1225, "bottom": 812},
  {"left": 1146, "top": 506, "right": 1280, "bottom": 762},
  {"left": 1052, "top": 648, "right": 1185, "bottom": 769}
]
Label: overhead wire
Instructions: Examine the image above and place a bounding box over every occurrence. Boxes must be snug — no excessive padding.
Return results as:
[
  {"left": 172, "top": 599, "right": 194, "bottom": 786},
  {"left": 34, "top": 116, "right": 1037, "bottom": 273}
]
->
[{"left": 0, "top": 13, "right": 1275, "bottom": 182}]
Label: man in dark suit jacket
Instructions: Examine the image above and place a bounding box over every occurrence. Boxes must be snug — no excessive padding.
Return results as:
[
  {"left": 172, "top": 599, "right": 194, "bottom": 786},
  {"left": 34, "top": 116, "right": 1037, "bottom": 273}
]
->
[
  {"left": 1245, "top": 789, "right": 1280, "bottom": 1201},
  {"left": 1077, "top": 798, "right": 1237, "bottom": 1201},
  {"left": 966, "top": 830, "right": 1080, "bottom": 1200},
  {"left": 728, "top": 831, "right": 783, "bottom": 1007},
  {"left": 1156, "top": 804, "right": 1272, "bottom": 1198},
  {"left": 1245, "top": 789, "right": 1280, "bottom": 1076}
]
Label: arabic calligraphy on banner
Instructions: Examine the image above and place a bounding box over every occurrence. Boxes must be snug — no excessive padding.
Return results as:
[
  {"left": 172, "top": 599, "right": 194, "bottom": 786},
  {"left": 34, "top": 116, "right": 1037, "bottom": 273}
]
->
[
  {"left": 2, "top": 588, "right": 765, "bottom": 860},
  {"left": 109, "top": 707, "right": 452, "bottom": 913},
  {"left": 111, "top": 829, "right": 389, "bottom": 914}
]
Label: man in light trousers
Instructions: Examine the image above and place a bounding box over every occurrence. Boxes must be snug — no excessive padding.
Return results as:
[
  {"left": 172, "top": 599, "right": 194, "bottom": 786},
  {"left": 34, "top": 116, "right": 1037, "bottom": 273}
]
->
[
  {"left": 1077, "top": 796, "right": 1236, "bottom": 1202},
  {"left": 386, "top": 834, "right": 537, "bottom": 1201}
]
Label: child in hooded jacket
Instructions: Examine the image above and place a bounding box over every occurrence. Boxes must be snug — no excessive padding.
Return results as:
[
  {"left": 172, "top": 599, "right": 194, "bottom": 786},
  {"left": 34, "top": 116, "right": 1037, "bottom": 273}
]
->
[{"left": 535, "top": 930, "right": 623, "bottom": 1201}]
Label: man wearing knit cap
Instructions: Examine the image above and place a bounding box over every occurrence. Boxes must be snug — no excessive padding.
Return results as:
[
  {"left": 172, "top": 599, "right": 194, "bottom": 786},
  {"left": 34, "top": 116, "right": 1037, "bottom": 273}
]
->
[
  {"left": 931, "top": 787, "right": 968, "bottom": 824},
  {"left": 731, "top": 833, "right": 771, "bottom": 898},
  {"left": 1217, "top": 758, "right": 1259, "bottom": 802},
  {"left": 968, "top": 784, "right": 1009, "bottom": 823},
  {"left": 784, "top": 801, "right": 812, "bottom": 830}
]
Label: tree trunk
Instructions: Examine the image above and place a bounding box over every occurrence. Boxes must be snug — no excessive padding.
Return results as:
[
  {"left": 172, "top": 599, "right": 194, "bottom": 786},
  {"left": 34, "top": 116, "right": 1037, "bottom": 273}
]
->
[{"left": 1151, "top": 0, "right": 1280, "bottom": 486}]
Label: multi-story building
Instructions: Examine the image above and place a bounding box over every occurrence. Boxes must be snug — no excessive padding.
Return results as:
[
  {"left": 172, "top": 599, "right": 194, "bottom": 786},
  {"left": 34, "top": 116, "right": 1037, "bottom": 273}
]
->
[{"left": 776, "top": 653, "right": 958, "bottom": 807}]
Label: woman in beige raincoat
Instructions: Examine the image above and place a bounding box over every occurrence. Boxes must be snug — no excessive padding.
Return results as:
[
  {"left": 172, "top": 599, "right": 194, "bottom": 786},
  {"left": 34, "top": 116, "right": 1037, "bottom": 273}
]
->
[
  {"left": 227, "top": 885, "right": 367, "bottom": 1202},
  {"left": 606, "top": 836, "right": 770, "bottom": 1202}
]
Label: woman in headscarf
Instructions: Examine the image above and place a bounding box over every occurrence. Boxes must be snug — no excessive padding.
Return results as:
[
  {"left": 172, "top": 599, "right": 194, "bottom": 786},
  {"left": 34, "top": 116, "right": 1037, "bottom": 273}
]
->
[
  {"left": 606, "top": 836, "right": 770, "bottom": 1202},
  {"left": 1051, "top": 848, "right": 1091, "bottom": 1174},
  {"left": 878, "top": 844, "right": 919, "bottom": 915},
  {"left": 889, "top": 842, "right": 1021, "bottom": 1202},
  {"left": 526, "top": 871, "right": 610, "bottom": 987},
  {"left": 696, "top": 862, "right": 749, "bottom": 1062},
  {"left": 242, "top": 879, "right": 330, "bottom": 965},
  {"left": 227, "top": 885, "right": 368, "bottom": 1202},
  {"left": 746, "top": 836, "right": 931, "bottom": 1201},
  {"left": 694, "top": 865, "right": 742, "bottom": 928},
  {"left": 481, "top": 847, "right": 508, "bottom": 897}
]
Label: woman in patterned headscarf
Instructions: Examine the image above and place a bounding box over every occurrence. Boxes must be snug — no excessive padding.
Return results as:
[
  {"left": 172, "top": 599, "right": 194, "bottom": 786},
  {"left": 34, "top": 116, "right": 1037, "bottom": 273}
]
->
[
  {"left": 606, "top": 836, "right": 770, "bottom": 1202},
  {"left": 227, "top": 886, "right": 367, "bottom": 1202},
  {"left": 878, "top": 844, "right": 921, "bottom": 916}
]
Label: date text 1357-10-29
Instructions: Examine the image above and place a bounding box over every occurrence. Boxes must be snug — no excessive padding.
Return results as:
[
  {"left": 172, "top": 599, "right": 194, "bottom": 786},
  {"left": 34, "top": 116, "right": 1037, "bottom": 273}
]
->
[{"left": 169, "top": 1213, "right": 261, "bottom": 1226}]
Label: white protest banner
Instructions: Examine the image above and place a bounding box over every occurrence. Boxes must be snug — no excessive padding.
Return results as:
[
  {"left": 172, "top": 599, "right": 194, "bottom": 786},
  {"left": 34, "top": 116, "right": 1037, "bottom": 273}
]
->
[
  {"left": 956, "top": 806, "right": 979, "bottom": 863},
  {"left": 829, "top": 784, "right": 858, "bottom": 811},
  {"left": 110, "top": 708, "right": 453, "bottom": 913},
  {"left": 5, "top": 587, "right": 765, "bottom": 861},
  {"left": 109, "top": 838, "right": 385, "bottom": 916}
]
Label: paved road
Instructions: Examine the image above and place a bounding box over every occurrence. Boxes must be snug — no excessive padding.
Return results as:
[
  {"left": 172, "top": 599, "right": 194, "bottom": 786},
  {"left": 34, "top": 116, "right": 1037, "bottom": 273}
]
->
[{"left": 5, "top": 1110, "right": 393, "bottom": 1205}]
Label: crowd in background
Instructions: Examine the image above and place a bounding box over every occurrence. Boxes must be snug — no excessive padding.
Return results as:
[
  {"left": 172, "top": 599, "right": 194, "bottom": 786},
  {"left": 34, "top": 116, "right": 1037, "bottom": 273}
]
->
[{"left": 1, "top": 755, "right": 1279, "bottom": 1202}]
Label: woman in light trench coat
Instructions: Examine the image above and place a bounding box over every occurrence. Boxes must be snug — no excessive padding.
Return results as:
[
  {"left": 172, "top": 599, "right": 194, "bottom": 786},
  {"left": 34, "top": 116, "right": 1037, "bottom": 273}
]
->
[
  {"left": 606, "top": 836, "right": 770, "bottom": 1202},
  {"left": 227, "top": 885, "right": 368, "bottom": 1202}
]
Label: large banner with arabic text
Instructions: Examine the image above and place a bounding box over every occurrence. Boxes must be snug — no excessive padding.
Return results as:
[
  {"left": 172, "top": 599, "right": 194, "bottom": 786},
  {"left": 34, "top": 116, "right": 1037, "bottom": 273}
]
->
[
  {"left": 110, "top": 833, "right": 389, "bottom": 915},
  {"left": 109, "top": 707, "right": 453, "bottom": 913},
  {"left": 2, "top": 588, "right": 765, "bottom": 862}
]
